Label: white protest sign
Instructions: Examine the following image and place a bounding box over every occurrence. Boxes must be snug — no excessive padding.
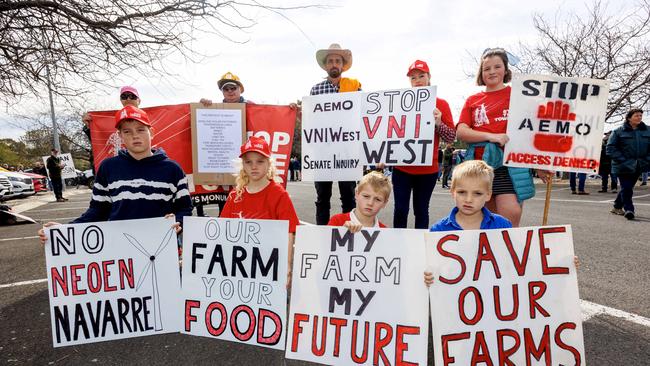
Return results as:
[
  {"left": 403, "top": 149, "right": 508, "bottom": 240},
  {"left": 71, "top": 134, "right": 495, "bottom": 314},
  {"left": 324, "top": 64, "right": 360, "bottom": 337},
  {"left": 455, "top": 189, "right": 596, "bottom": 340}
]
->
[
  {"left": 44, "top": 218, "right": 183, "bottom": 347},
  {"left": 301, "top": 93, "right": 363, "bottom": 182},
  {"left": 182, "top": 217, "right": 288, "bottom": 350},
  {"left": 427, "top": 226, "right": 584, "bottom": 366},
  {"left": 504, "top": 73, "right": 609, "bottom": 174},
  {"left": 361, "top": 87, "right": 437, "bottom": 166},
  {"left": 286, "top": 226, "right": 429, "bottom": 365},
  {"left": 195, "top": 108, "right": 243, "bottom": 173},
  {"left": 42, "top": 153, "right": 77, "bottom": 179}
]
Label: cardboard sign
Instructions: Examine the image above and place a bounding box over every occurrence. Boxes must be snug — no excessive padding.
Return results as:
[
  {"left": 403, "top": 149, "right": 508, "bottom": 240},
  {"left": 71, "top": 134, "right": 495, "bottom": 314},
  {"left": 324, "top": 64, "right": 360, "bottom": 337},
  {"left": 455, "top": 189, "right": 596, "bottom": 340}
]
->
[
  {"left": 301, "top": 93, "right": 363, "bottom": 182},
  {"left": 181, "top": 217, "right": 288, "bottom": 349},
  {"left": 504, "top": 74, "right": 610, "bottom": 174},
  {"left": 286, "top": 226, "right": 429, "bottom": 365},
  {"left": 44, "top": 218, "right": 183, "bottom": 347},
  {"left": 88, "top": 103, "right": 296, "bottom": 204},
  {"left": 190, "top": 103, "right": 246, "bottom": 185},
  {"left": 361, "top": 87, "right": 437, "bottom": 166},
  {"left": 426, "top": 226, "right": 584, "bottom": 366},
  {"left": 42, "top": 153, "right": 77, "bottom": 179}
]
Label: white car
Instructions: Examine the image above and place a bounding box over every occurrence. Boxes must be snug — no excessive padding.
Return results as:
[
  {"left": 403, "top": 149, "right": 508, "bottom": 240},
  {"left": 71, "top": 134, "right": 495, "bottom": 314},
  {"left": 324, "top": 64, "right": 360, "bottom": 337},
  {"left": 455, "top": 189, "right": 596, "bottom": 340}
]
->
[
  {"left": 0, "top": 175, "right": 13, "bottom": 201},
  {"left": 0, "top": 171, "right": 35, "bottom": 198}
]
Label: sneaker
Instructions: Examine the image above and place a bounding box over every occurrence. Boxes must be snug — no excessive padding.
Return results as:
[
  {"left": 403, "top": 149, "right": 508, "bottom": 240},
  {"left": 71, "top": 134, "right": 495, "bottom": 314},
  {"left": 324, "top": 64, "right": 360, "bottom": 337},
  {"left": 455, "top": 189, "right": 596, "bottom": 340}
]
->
[
  {"left": 577, "top": 191, "right": 590, "bottom": 195},
  {"left": 624, "top": 211, "right": 635, "bottom": 220},
  {"left": 597, "top": 189, "right": 607, "bottom": 193},
  {"left": 571, "top": 190, "right": 577, "bottom": 194},
  {"left": 641, "top": 182, "right": 647, "bottom": 186},
  {"left": 610, "top": 208, "right": 624, "bottom": 215},
  {"left": 611, "top": 189, "right": 617, "bottom": 193},
  {"left": 56, "top": 198, "right": 65, "bottom": 202}
]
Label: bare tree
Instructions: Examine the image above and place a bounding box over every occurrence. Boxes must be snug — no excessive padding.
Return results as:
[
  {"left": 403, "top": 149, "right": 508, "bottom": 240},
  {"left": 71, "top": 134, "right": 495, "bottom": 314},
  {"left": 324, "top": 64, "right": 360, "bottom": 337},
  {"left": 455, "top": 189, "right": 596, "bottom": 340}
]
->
[
  {"left": 518, "top": 0, "right": 650, "bottom": 122},
  {"left": 0, "top": 0, "right": 320, "bottom": 103}
]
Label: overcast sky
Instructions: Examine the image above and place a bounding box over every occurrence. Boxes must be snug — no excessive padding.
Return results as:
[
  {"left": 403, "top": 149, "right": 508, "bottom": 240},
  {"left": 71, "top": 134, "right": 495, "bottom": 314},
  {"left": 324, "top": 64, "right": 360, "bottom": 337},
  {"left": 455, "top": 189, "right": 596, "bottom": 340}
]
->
[{"left": 0, "top": 0, "right": 635, "bottom": 140}]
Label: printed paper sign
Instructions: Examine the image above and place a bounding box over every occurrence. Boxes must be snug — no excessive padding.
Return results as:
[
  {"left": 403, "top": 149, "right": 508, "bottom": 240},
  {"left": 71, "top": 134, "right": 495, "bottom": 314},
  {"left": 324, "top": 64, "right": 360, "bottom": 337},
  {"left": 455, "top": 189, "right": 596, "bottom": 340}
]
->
[
  {"left": 195, "top": 109, "right": 243, "bottom": 173},
  {"left": 426, "top": 226, "right": 585, "bottom": 366},
  {"left": 504, "top": 73, "right": 610, "bottom": 173},
  {"left": 182, "top": 217, "right": 288, "bottom": 350},
  {"left": 44, "top": 218, "right": 183, "bottom": 347},
  {"left": 42, "top": 153, "right": 77, "bottom": 179},
  {"left": 361, "top": 87, "right": 437, "bottom": 166},
  {"left": 286, "top": 226, "right": 429, "bottom": 365},
  {"left": 301, "top": 93, "right": 363, "bottom": 181}
]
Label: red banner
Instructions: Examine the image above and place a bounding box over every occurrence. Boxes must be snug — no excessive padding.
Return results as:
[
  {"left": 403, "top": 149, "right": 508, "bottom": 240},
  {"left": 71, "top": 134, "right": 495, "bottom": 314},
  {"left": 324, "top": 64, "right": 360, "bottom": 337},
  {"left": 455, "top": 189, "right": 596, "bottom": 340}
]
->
[{"left": 89, "top": 103, "right": 296, "bottom": 204}]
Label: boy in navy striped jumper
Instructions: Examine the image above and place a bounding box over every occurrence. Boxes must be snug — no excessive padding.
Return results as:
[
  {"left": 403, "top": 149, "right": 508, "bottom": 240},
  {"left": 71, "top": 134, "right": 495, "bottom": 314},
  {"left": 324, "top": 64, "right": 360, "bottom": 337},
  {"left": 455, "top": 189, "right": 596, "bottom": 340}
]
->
[{"left": 39, "top": 106, "right": 192, "bottom": 243}]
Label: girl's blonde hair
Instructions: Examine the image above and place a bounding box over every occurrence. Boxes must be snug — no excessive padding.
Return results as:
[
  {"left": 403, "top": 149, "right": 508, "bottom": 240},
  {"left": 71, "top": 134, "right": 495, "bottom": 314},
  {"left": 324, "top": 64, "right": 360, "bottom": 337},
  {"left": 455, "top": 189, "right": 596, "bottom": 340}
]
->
[{"left": 233, "top": 156, "right": 280, "bottom": 202}]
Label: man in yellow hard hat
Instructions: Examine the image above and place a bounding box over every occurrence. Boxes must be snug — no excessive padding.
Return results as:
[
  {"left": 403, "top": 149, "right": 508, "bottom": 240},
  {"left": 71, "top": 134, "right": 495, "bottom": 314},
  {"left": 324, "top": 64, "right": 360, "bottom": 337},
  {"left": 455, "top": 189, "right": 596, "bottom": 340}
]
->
[{"left": 200, "top": 71, "right": 250, "bottom": 106}]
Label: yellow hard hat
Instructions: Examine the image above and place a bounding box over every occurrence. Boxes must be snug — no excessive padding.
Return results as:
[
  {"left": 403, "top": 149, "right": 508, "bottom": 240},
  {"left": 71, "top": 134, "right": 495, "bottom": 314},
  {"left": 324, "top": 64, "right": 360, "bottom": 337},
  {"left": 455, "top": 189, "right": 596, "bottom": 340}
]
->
[{"left": 218, "top": 72, "right": 244, "bottom": 93}]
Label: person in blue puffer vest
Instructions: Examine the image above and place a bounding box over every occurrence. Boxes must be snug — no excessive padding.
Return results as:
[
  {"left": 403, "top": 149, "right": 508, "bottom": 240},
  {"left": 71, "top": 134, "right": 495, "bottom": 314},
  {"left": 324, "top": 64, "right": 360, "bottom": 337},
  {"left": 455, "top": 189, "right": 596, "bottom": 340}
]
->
[{"left": 606, "top": 108, "right": 650, "bottom": 220}]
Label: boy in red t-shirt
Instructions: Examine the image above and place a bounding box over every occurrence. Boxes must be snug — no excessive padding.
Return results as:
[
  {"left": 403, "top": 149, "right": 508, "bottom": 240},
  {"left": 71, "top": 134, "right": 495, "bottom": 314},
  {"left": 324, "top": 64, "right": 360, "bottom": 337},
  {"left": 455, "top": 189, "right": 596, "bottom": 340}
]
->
[
  {"left": 327, "top": 171, "right": 391, "bottom": 232},
  {"left": 220, "top": 136, "right": 300, "bottom": 286}
]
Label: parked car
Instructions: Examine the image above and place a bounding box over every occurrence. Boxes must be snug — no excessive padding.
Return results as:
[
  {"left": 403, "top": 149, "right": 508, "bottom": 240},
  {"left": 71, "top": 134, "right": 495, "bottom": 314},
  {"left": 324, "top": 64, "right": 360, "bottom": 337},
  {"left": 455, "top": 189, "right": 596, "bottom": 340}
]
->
[
  {"left": 21, "top": 172, "right": 48, "bottom": 192},
  {"left": 0, "top": 175, "right": 13, "bottom": 201},
  {"left": 0, "top": 171, "right": 35, "bottom": 198}
]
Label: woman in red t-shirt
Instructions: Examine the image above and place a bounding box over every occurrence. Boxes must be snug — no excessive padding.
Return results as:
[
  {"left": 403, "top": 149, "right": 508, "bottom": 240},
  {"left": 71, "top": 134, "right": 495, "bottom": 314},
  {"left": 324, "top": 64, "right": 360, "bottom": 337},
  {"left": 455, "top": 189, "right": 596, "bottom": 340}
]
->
[
  {"left": 456, "top": 48, "right": 540, "bottom": 226},
  {"left": 389, "top": 60, "right": 457, "bottom": 229},
  {"left": 220, "top": 136, "right": 300, "bottom": 287}
]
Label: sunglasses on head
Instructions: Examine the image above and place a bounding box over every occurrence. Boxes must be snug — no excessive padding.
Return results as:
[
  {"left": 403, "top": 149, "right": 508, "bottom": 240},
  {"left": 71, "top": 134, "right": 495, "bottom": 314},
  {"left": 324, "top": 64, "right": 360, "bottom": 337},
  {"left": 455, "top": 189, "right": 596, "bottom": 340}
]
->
[{"left": 120, "top": 93, "right": 138, "bottom": 100}]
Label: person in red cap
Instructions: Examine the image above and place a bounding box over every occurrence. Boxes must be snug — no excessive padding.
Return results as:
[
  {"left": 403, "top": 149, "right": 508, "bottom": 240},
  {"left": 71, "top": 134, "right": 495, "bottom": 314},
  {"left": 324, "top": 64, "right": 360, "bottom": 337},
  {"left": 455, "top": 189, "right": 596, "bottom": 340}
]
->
[
  {"left": 81, "top": 86, "right": 142, "bottom": 171},
  {"left": 388, "top": 60, "right": 457, "bottom": 229},
  {"left": 38, "top": 105, "right": 193, "bottom": 244},
  {"left": 220, "top": 136, "right": 299, "bottom": 287}
]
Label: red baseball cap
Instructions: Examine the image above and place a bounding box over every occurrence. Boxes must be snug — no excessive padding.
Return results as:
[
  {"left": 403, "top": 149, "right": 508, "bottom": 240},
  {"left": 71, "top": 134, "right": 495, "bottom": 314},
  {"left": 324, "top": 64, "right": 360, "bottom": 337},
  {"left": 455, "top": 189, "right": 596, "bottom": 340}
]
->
[
  {"left": 114, "top": 105, "right": 151, "bottom": 128},
  {"left": 407, "top": 60, "right": 430, "bottom": 76},
  {"left": 239, "top": 136, "right": 271, "bottom": 158}
]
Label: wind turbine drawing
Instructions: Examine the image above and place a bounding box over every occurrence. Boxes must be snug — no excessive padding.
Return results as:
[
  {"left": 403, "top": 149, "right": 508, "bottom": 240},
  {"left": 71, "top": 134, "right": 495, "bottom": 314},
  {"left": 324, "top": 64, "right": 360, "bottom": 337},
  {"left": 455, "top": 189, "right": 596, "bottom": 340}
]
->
[{"left": 123, "top": 226, "right": 175, "bottom": 331}]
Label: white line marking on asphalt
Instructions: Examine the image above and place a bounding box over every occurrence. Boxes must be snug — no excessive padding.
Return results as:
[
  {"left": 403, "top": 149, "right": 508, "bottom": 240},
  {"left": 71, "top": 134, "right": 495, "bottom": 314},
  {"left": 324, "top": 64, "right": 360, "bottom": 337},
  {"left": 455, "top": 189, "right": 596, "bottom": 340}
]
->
[
  {"left": 581, "top": 299, "right": 650, "bottom": 327},
  {"left": 0, "top": 278, "right": 48, "bottom": 289},
  {"left": 529, "top": 197, "right": 650, "bottom": 206},
  {"left": 633, "top": 193, "right": 650, "bottom": 199},
  {"left": 0, "top": 235, "right": 39, "bottom": 242}
]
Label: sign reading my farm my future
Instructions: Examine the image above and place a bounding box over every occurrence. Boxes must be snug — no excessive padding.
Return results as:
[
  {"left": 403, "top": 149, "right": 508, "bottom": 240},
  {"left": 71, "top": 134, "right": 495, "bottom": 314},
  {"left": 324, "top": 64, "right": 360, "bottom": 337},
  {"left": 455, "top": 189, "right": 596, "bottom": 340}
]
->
[
  {"left": 426, "top": 226, "right": 585, "bottom": 366},
  {"left": 286, "top": 226, "right": 429, "bottom": 365},
  {"left": 504, "top": 74, "right": 610, "bottom": 174},
  {"left": 181, "top": 217, "right": 289, "bottom": 350},
  {"left": 44, "top": 218, "right": 183, "bottom": 347}
]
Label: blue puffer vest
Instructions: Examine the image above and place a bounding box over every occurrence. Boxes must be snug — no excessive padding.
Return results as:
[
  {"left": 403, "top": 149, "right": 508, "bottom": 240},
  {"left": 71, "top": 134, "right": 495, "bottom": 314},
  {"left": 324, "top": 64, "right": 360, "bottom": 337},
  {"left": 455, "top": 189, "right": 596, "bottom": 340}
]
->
[{"left": 465, "top": 142, "right": 536, "bottom": 202}]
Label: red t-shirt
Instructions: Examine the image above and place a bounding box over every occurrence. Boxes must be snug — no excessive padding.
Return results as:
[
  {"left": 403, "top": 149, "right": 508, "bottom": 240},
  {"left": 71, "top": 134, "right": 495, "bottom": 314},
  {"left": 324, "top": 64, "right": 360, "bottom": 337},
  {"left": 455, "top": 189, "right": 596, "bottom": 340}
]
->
[
  {"left": 395, "top": 97, "right": 455, "bottom": 175},
  {"left": 220, "top": 181, "right": 299, "bottom": 233},
  {"left": 327, "top": 212, "right": 387, "bottom": 228},
  {"left": 458, "top": 86, "right": 511, "bottom": 134}
]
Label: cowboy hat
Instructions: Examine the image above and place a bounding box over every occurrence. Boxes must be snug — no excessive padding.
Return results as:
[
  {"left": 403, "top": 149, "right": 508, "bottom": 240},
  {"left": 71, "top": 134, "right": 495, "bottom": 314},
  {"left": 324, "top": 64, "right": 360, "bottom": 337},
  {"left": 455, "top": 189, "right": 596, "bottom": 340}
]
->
[{"left": 316, "top": 43, "right": 352, "bottom": 72}]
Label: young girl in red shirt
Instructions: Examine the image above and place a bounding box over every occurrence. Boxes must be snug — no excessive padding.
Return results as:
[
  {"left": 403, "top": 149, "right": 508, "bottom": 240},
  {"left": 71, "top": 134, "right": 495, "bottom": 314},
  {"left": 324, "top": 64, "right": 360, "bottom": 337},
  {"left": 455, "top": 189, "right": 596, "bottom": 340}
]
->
[
  {"left": 456, "top": 48, "right": 549, "bottom": 226},
  {"left": 220, "top": 136, "right": 300, "bottom": 285}
]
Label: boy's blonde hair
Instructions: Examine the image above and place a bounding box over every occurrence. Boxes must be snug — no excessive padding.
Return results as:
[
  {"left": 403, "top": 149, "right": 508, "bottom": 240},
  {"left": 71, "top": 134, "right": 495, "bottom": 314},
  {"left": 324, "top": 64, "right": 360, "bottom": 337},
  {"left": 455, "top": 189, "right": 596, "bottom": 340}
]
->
[
  {"left": 450, "top": 160, "right": 494, "bottom": 191},
  {"left": 356, "top": 171, "right": 392, "bottom": 200},
  {"left": 233, "top": 156, "right": 280, "bottom": 202}
]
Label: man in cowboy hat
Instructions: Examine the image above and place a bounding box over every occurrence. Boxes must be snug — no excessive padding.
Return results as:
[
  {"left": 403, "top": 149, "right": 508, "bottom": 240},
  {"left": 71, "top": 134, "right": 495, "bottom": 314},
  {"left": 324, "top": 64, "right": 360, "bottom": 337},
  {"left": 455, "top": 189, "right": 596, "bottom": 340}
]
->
[
  {"left": 200, "top": 71, "right": 250, "bottom": 105},
  {"left": 310, "top": 43, "right": 362, "bottom": 225}
]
